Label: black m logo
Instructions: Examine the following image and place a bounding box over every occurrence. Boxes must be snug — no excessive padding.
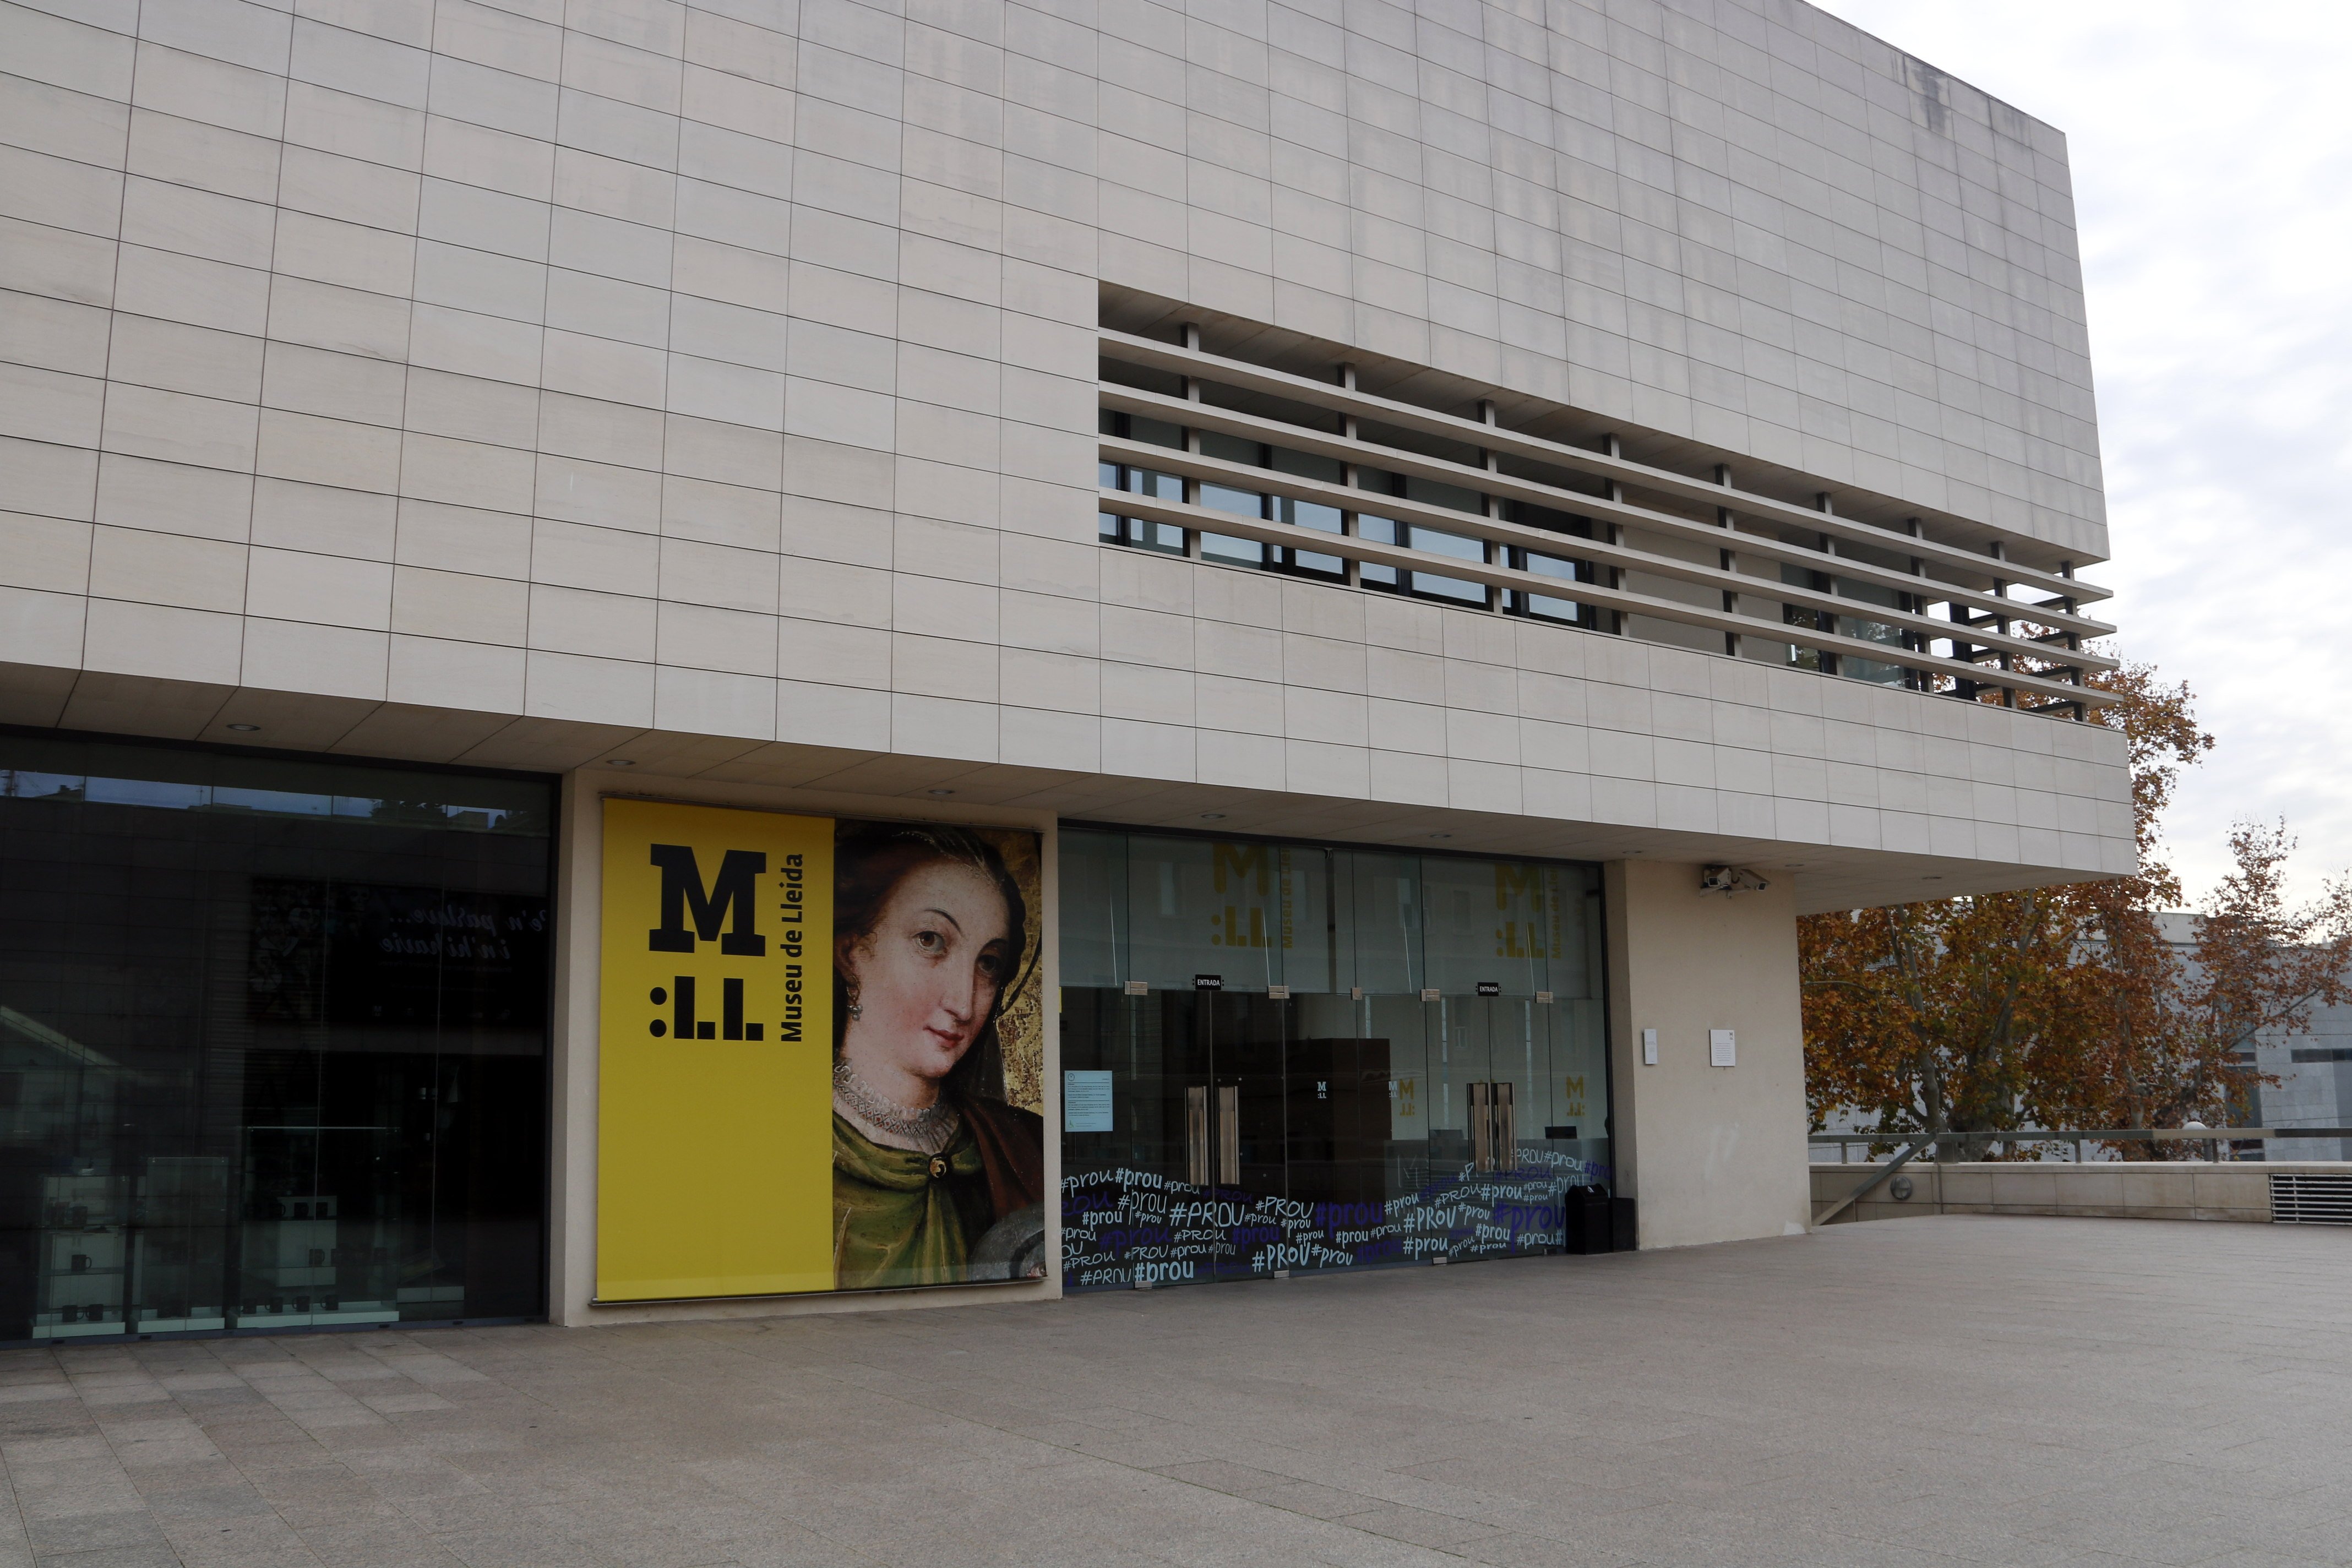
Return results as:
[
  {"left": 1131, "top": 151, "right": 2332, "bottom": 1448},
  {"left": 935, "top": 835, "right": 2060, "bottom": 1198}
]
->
[{"left": 647, "top": 845, "right": 767, "bottom": 956}]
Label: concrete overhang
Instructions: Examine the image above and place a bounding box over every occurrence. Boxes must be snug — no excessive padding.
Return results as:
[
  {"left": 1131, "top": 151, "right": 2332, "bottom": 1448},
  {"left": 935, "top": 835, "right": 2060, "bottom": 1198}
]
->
[{"left": 1, "top": 665, "right": 2133, "bottom": 917}]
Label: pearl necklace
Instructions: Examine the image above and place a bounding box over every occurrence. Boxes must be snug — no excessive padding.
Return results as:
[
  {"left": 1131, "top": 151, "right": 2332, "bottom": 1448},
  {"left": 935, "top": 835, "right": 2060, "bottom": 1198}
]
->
[{"left": 833, "top": 1060, "right": 961, "bottom": 1155}]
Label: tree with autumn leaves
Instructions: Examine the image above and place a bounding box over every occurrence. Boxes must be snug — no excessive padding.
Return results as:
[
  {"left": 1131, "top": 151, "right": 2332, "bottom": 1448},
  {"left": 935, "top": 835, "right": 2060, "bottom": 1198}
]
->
[{"left": 1801, "top": 666, "right": 2352, "bottom": 1159}]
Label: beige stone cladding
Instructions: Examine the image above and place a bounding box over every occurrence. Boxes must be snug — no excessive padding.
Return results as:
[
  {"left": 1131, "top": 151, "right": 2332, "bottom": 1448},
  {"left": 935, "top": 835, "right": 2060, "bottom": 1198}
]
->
[
  {"left": 1605, "top": 856, "right": 1811, "bottom": 1247},
  {"left": 0, "top": 0, "right": 2125, "bottom": 904}
]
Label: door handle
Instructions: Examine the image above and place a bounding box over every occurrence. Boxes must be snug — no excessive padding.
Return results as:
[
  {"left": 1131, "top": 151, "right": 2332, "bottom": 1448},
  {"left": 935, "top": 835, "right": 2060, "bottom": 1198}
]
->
[
  {"left": 1468, "top": 1082, "right": 1515, "bottom": 1173},
  {"left": 1186, "top": 1085, "right": 1210, "bottom": 1186},
  {"left": 1216, "top": 1084, "right": 1239, "bottom": 1186}
]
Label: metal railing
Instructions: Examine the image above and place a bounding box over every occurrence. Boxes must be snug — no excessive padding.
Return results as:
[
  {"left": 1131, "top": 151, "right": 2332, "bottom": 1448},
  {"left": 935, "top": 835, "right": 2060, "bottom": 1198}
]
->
[
  {"left": 1811, "top": 1136, "right": 1936, "bottom": 1226},
  {"left": 1812, "top": 1128, "right": 2352, "bottom": 1164},
  {"left": 1811, "top": 1129, "right": 2352, "bottom": 1228}
]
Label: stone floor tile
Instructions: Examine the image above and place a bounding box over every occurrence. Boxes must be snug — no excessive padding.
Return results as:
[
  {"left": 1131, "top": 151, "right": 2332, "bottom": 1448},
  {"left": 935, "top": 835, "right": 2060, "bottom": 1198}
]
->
[
  {"left": 8, "top": 1219, "right": 2352, "bottom": 1568},
  {"left": 162, "top": 1512, "right": 329, "bottom": 1568},
  {"left": 135, "top": 1482, "right": 275, "bottom": 1523},
  {"left": 1233, "top": 1474, "right": 1380, "bottom": 1513},
  {"left": 21, "top": 1512, "right": 164, "bottom": 1559},
  {"left": 350, "top": 1471, "right": 483, "bottom": 1505},
  {"left": 25, "top": 1545, "right": 182, "bottom": 1568},
  {"left": 1, "top": 1440, "right": 107, "bottom": 1468},
  {"left": 292, "top": 1520, "right": 464, "bottom": 1568},
  {"left": 12, "top": 1486, "right": 146, "bottom": 1525},
  {"left": 1456, "top": 1533, "right": 1643, "bottom": 1568},
  {"left": 1148, "top": 1459, "right": 1293, "bottom": 1494},
  {"left": 431, "top": 1522, "right": 618, "bottom": 1568},
  {"left": 1341, "top": 1503, "right": 1508, "bottom": 1548}
]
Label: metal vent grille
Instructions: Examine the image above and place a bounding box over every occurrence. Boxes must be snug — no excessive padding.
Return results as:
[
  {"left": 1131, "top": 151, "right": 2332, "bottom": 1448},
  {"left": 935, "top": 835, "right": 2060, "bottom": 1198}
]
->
[{"left": 2271, "top": 1173, "right": 2352, "bottom": 1225}]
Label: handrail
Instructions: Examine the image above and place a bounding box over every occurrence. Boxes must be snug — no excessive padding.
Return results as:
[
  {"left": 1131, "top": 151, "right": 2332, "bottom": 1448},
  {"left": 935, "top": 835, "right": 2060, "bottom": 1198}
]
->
[
  {"left": 1811, "top": 1127, "right": 2352, "bottom": 1165},
  {"left": 1810, "top": 1128, "right": 2352, "bottom": 1142},
  {"left": 1810, "top": 1138, "right": 1934, "bottom": 1226}
]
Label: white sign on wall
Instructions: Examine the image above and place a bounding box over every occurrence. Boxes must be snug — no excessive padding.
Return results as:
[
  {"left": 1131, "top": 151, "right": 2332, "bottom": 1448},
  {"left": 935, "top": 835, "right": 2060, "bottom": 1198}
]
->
[{"left": 1709, "top": 1030, "right": 1737, "bottom": 1068}]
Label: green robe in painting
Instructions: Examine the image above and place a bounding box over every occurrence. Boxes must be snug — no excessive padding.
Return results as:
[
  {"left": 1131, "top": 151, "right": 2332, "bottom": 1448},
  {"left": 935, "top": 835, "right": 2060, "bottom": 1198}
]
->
[{"left": 831, "top": 1114, "right": 996, "bottom": 1289}]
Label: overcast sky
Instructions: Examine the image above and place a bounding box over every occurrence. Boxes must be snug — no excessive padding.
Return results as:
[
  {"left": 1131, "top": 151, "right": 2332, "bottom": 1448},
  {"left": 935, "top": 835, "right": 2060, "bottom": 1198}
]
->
[{"left": 1810, "top": 0, "right": 2352, "bottom": 909}]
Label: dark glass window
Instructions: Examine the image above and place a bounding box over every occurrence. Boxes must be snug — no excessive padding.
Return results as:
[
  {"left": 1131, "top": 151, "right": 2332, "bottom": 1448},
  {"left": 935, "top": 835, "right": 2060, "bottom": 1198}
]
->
[
  {"left": 1782, "top": 559, "right": 1832, "bottom": 672},
  {"left": 1058, "top": 829, "right": 1609, "bottom": 1291},
  {"left": 1195, "top": 431, "right": 1268, "bottom": 565},
  {"left": 0, "top": 734, "right": 554, "bottom": 1344},
  {"left": 1098, "top": 410, "right": 1189, "bottom": 554},
  {"left": 1355, "top": 472, "right": 1490, "bottom": 603},
  {"left": 1833, "top": 576, "right": 1911, "bottom": 686},
  {"left": 1505, "top": 502, "right": 1598, "bottom": 626},
  {"left": 1268, "top": 448, "right": 1346, "bottom": 578}
]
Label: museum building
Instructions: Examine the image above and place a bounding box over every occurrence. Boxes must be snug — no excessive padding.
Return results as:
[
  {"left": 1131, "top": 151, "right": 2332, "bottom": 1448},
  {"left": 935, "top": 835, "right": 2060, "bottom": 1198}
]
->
[{"left": 0, "top": 0, "right": 2127, "bottom": 1339}]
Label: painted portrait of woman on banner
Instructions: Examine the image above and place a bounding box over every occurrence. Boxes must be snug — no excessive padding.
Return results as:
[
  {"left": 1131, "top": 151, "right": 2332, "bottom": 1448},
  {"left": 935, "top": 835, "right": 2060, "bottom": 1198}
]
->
[{"left": 829, "top": 821, "right": 1047, "bottom": 1288}]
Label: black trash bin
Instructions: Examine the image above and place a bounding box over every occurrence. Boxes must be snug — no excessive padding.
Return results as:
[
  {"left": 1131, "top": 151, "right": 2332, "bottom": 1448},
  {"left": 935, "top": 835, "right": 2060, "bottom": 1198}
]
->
[{"left": 1563, "top": 1184, "right": 1613, "bottom": 1254}]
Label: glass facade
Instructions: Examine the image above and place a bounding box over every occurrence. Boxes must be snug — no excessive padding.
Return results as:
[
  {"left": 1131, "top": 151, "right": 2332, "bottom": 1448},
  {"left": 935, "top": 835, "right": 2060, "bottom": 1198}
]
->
[
  {"left": 1060, "top": 829, "right": 1610, "bottom": 1289},
  {"left": 0, "top": 733, "right": 553, "bottom": 1344}
]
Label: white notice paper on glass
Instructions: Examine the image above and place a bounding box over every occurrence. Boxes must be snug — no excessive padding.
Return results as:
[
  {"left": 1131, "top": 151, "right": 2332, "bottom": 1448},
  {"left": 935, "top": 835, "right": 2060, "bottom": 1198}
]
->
[
  {"left": 1709, "top": 1030, "right": 1737, "bottom": 1068},
  {"left": 1064, "top": 1070, "right": 1114, "bottom": 1131}
]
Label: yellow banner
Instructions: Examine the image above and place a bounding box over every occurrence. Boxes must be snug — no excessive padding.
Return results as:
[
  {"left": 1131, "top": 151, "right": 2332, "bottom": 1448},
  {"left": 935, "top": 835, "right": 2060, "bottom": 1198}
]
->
[{"left": 597, "top": 799, "right": 834, "bottom": 1300}]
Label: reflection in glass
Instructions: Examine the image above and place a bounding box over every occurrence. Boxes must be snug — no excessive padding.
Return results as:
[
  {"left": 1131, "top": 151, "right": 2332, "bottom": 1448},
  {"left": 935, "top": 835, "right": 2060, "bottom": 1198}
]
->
[
  {"left": 1059, "top": 830, "right": 1609, "bottom": 1290},
  {"left": 0, "top": 735, "right": 552, "bottom": 1343},
  {"left": 1835, "top": 576, "right": 1912, "bottom": 687}
]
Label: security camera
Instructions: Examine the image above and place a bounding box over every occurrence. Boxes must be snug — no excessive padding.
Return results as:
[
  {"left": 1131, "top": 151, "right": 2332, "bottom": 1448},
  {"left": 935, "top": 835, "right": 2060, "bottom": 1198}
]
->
[{"left": 1699, "top": 864, "right": 1771, "bottom": 895}]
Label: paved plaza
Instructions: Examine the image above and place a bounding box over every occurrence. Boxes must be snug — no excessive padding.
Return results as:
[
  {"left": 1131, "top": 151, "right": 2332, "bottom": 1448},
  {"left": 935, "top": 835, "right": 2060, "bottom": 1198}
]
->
[{"left": 4, "top": 1216, "right": 2350, "bottom": 1567}]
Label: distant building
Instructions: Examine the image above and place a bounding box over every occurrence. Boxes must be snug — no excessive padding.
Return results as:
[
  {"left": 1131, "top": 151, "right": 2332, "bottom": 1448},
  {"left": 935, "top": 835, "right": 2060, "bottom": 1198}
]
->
[
  {"left": 2250, "top": 1020, "right": 2352, "bottom": 1161},
  {"left": 2152, "top": 914, "right": 2352, "bottom": 1161}
]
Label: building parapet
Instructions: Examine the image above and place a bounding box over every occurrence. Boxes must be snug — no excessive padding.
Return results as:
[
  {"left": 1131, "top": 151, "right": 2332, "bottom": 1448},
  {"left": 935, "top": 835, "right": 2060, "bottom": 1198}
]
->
[{"left": 1811, "top": 1161, "right": 2352, "bottom": 1227}]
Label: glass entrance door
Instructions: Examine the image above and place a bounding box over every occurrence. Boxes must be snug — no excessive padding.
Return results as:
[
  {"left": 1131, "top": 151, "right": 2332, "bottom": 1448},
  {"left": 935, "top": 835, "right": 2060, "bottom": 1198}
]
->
[
  {"left": 1202, "top": 991, "right": 1284, "bottom": 1279},
  {"left": 1458, "top": 993, "right": 1555, "bottom": 1173},
  {"left": 1058, "top": 830, "right": 1613, "bottom": 1291},
  {"left": 1211, "top": 992, "right": 1286, "bottom": 1195}
]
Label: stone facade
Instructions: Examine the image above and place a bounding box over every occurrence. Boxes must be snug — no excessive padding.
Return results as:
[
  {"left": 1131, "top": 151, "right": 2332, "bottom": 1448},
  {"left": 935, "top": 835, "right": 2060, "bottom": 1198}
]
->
[{"left": 0, "top": 0, "right": 2126, "bottom": 909}]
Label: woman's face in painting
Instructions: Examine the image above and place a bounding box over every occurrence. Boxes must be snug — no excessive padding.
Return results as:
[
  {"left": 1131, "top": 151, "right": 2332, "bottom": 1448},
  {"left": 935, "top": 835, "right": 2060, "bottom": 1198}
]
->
[{"left": 839, "top": 861, "right": 1014, "bottom": 1102}]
